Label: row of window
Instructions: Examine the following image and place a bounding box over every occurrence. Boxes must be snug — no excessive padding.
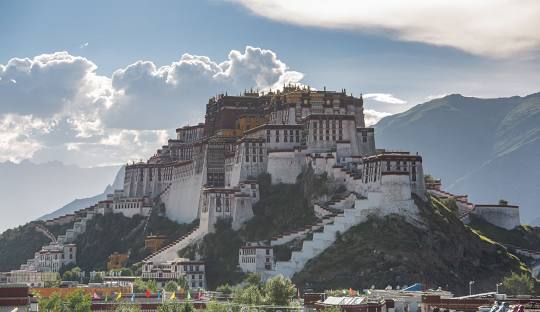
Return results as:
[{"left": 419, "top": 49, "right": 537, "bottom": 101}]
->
[
  {"left": 312, "top": 120, "right": 344, "bottom": 129},
  {"left": 265, "top": 129, "right": 301, "bottom": 143}
]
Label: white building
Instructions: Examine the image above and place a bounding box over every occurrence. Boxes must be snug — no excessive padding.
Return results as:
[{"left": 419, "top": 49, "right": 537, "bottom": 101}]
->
[
  {"left": 4, "top": 270, "right": 59, "bottom": 287},
  {"left": 239, "top": 243, "right": 274, "bottom": 273},
  {"left": 142, "top": 258, "right": 206, "bottom": 289}
]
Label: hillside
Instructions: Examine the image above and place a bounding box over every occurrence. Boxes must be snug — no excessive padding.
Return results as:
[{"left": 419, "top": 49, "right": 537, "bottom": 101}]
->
[
  {"left": 0, "top": 221, "right": 76, "bottom": 271},
  {"left": 293, "top": 194, "right": 530, "bottom": 296},
  {"left": 39, "top": 166, "right": 125, "bottom": 221},
  {"left": 468, "top": 215, "right": 540, "bottom": 251},
  {"left": 375, "top": 92, "right": 540, "bottom": 224},
  {"left": 0, "top": 208, "right": 196, "bottom": 273}
]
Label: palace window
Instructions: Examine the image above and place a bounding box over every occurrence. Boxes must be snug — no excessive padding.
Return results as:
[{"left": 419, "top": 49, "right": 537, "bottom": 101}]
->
[
  {"left": 216, "top": 197, "right": 222, "bottom": 212},
  {"left": 259, "top": 155, "right": 264, "bottom": 162},
  {"left": 275, "top": 130, "right": 280, "bottom": 142},
  {"left": 412, "top": 163, "right": 417, "bottom": 181}
]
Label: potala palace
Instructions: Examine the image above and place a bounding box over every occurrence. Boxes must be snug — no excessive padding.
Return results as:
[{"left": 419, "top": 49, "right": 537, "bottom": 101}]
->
[{"left": 3, "top": 85, "right": 524, "bottom": 286}]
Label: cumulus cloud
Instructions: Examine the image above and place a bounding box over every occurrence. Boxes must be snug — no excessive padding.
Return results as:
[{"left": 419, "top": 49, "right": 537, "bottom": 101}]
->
[
  {"left": 233, "top": 0, "right": 540, "bottom": 58},
  {"left": 107, "top": 46, "right": 303, "bottom": 129},
  {"left": 363, "top": 93, "right": 406, "bottom": 105},
  {"left": 363, "top": 109, "right": 392, "bottom": 127},
  {"left": 0, "top": 115, "right": 51, "bottom": 162},
  {"left": 0, "top": 47, "right": 305, "bottom": 166}
]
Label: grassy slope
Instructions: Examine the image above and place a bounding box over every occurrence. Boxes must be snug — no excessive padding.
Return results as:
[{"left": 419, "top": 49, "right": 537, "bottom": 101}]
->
[
  {"left": 293, "top": 195, "right": 529, "bottom": 296},
  {"left": 468, "top": 215, "right": 540, "bottom": 251},
  {"left": 74, "top": 211, "right": 197, "bottom": 271}
]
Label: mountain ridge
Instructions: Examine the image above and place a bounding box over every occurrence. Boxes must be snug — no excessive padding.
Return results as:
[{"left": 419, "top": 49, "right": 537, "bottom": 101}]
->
[{"left": 375, "top": 92, "right": 540, "bottom": 223}]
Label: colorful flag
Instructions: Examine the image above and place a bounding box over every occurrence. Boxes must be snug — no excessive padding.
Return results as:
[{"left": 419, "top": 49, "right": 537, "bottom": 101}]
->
[
  {"left": 157, "top": 290, "right": 161, "bottom": 300},
  {"left": 115, "top": 292, "right": 122, "bottom": 301},
  {"left": 146, "top": 289, "right": 151, "bottom": 298},
  {"left": 92, "top": 292, "right": 101, "bottom": 300}
]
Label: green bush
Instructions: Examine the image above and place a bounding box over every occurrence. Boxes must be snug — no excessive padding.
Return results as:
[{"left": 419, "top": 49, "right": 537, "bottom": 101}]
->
[
  {"left": 502, "top": 272, "right": 534, "bottom": 295},
  {"left": 114, "top": 303, "right": 142, "bottom": 312},
  {"left": 39, "top": 290, "right": 91, "bottom": 312}
]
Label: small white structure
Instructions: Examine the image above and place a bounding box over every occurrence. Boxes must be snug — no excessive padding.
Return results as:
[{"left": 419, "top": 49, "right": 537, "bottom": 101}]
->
[
  {"left": 239, "top": 243, "right": 274, "bottom": 273},
  {"left": 20, "top": 243, "right": 76, "bottom": 273},
  {"left": 472, "top": 204, "right": 521, "bottom": 230},
  {"left": 142, "top": 258, "right": 206, "bottom": 289}
]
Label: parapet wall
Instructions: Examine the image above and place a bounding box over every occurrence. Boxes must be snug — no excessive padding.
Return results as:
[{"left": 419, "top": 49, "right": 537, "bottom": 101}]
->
[{"left": 472, "top": 205, "right": 520, "bottom": 230}]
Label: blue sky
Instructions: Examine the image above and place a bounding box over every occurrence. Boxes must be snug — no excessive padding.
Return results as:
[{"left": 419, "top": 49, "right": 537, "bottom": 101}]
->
[{"left": 1, "top": 0, "right": 539, "bottom": 167}]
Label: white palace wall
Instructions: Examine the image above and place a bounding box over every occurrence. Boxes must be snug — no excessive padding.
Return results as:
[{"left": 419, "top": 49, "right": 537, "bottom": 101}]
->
[
  {"left": 161, "top": 171, "right": 205, "bottom": 224},
  {"left": 267, "top": 151, "right": 304, "bottom": 184},
  {"left": 367, "top": 174, "right": 417, "bottom": 217},
  {"left": 472, "top": 205, "right": 520, "bottom": 230}
]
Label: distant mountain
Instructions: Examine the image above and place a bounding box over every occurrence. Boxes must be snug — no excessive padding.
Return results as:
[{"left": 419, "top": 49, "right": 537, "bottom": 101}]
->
[
  {"left": 38, "top": 166, "right": 125, "bottom": 221},
  {"left": 375, "top": 92, "right": 540, "bottom": 223},
  {"left": 0, "top": 161, "right": 120, "bottom": 233}
]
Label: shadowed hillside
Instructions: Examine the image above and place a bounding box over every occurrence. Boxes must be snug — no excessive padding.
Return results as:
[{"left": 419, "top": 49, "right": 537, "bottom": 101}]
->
[{"left": 375, "top": 93, "right": 540, "bottom": 223}]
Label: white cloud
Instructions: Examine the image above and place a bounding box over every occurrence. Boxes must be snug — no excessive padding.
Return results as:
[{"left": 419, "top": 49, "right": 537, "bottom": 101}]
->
[
  {"left": 233, "top": 0, "right": 540, "bottom": 58},
  {"left": 106, "top": 46, "right": 303, "bottom": 129},
  {"left": 0, "top": 115, "right": 51, "bottom": 162},
  {"left": 0, "top": 47, "right": 304, "bottom": 166},
  {"left": 425, "top": 94, "right": 449, "bottom": 101},
  {"left": 363, "top": 93, "right": 407, "bottom": 105},
  {"left": 364, "top": 109, "right": 392, "bottom": 126}
]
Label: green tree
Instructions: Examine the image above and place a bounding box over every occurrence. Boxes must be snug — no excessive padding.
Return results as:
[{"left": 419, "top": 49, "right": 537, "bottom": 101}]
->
[
  {"left": 164, "top": 281, "right": 179, "bottom": 292},
  {"left": 39, "top": 292, "right": 64, "bottom": 312},
  {"left": 177, "top": 276, "right": 188, "bottom": 290},
  {"left": 205, "top": 300, "right": 231, "bottom": 312},
  {"left": 158, "top": 301, "right": 194, "bottom": 312},
  {"left": 264, "top": 275, "right": 296, "bottom": 306},
  {"left": 244, "top": 273, "right": 262, "bottom": 288},
  {"left": 502, "top": 273, "right": 534, "bottom": 295},
  {"left": 90, "top": 272, "right": 103, "bottom": 283},
  {"left": 216, "top": 283, "right": 233, "bottom": 295},
  {"left": 132, "top": 277, "right": 148, "bottom": 293},
  {"left": 64, "top": 290, "right": 92, "bottom": 312},
  {"left": 62, "top": 266, "right": 82, "bottom": 282},
  {"left": 114, "top": 303, "right": 142, "bottom": 312},
  {"left": 499, "top": 199, "right": 509, "bottom": 206},
  {"left": 146, "top": 279, "right": 158, "bottom": 292},
  {"left": 120, "top": 268, "right": 134, "bottom": 276},
  {"left": 233, "top": 285, "right": 265, "bottom": 305}
]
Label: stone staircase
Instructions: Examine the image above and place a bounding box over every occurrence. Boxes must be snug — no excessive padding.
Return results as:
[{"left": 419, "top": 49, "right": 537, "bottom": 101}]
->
[
  {"left": 269, "top": 197, "right": 372, "bottom": 278},
  {"left": 56, "top": 208, "right": 96, "bottom": 244},
  {"left": 144, "top": 226, "right": 205, "bottom": 263}
]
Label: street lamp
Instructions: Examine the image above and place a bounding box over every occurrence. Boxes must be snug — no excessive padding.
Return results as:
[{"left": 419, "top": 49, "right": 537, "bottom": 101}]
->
[
  {"left": 469, "top": 281, "right": 475, "bottom": 296},
  {"left": 496, "top": 283, "right": 503, "bottom": 294}
]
